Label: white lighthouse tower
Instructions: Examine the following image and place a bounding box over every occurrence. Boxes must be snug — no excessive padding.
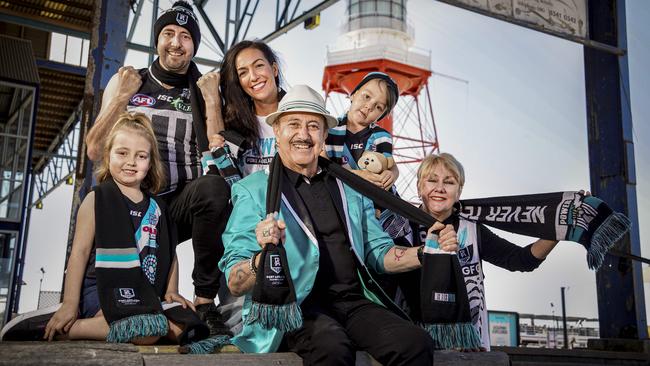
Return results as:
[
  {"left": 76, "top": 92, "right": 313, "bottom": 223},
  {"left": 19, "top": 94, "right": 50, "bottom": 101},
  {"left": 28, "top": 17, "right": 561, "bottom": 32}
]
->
[{"left": 322, "top": 0, "right": 439, "bottom": 200}]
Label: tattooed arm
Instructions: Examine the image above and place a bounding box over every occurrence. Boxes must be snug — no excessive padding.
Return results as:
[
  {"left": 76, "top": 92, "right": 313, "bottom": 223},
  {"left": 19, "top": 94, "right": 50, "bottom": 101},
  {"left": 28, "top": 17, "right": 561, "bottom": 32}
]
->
[
  {"left": 383, "top": 222, "right": 459, "bottom": 273},
  {"left": 227, "top": 258, "right": 257, "bottom": 296},
  {"left": 227, "top": 214, "right": 285, "bottom": 296},
  {"left": 383, "top": 246, "right": 421, "bottom": 273}
]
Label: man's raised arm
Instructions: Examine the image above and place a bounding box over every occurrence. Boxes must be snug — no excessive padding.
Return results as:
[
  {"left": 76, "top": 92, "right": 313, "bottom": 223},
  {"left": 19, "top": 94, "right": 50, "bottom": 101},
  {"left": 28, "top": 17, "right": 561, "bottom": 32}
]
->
[{"left": 85, "top": 66, "right": 142, "bottom": 161}]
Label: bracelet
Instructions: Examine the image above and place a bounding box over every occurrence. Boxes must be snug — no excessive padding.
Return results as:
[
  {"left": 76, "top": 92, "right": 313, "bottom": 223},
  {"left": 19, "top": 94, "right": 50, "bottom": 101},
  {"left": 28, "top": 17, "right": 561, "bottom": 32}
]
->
[
  {"left": 249, "top": 251, "right": 261, "bottom": 275},
  {"left": 417, "top": 245, "right": 424, "bottom": 265}
]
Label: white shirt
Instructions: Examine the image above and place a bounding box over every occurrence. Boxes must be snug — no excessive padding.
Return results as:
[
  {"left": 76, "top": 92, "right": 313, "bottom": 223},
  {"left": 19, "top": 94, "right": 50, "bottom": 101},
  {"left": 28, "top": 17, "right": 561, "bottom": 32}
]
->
[{"left": 239, "top": 115, "right": 277, "bottom": 177}]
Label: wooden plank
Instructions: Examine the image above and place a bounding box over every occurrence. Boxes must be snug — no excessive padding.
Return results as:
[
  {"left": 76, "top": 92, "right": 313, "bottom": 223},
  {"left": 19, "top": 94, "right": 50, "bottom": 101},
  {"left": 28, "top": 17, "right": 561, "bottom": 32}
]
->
[
  {"left": 433, "top": 350, "right": 510, "bottom": 366},
  {"left": 0, "top": 341, "right": 141, "bottom": 366},
  {"left": 0, "top": 342, "right": 512, "bottom": 366},
  {"left": 495, "top": 346, "right": 650, "bottom": 360},
  {"left": 143, "top": 350, "right": 509, "bottom": 366},
  {"left": 143, "top": 353, "right": 303, "bottom": 366},
  {"left": 137, "top": 344, "right": 241, "bottom": 354}
]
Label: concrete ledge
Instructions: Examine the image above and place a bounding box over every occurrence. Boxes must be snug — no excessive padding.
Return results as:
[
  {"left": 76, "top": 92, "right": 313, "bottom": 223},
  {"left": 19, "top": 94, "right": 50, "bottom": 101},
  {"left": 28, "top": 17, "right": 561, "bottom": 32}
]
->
[
  {"left": 143, "top": 353, "right": 303, "bottom": 366},
  {"left": 495, "top": 346, "right": 650, "bottom": 365},
  {"left": 137, "top": 344, "right": 241, "bottom": 354},
  {"left": 432, "top": 350, "right": 510, "bottom": 366},
  {"left": 588, "top": 338, "right": 650, "bottom": 353},
  {"left": 0, "top": 341, "right": 512, "bottom": 366},
  {"left": 0, "top": 341, "right": 141, "bottom": 366}
]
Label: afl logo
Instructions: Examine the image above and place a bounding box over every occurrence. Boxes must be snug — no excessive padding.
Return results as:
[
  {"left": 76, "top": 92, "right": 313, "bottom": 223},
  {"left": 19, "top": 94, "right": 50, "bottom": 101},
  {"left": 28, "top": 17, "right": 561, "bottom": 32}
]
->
[{"left": 130, "top": 94, "right": 156, "bottom": 107}]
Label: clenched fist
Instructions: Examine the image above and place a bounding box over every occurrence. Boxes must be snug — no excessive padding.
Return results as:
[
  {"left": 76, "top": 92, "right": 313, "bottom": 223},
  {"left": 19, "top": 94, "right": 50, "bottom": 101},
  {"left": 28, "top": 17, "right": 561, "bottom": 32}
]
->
[
  {"left": 116, "top": 66, "right": 142, "bottom": 103},
  {"left": 197, "top": 71, "right": 221, "bottom": 105}
]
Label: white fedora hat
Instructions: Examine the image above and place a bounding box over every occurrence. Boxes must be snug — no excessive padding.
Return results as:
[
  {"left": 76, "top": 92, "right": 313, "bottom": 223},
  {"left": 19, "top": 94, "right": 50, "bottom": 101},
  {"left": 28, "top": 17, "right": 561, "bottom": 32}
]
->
[{"left": 265, "top": 85, "right": 338, "bottom": 128}]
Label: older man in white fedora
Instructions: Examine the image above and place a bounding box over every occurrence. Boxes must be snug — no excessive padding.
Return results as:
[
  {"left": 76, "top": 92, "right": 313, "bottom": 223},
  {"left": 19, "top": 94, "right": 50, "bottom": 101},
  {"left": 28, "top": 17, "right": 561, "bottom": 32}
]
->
[{"left": 219, "top": 85, "right": 436, "bottom": 365}]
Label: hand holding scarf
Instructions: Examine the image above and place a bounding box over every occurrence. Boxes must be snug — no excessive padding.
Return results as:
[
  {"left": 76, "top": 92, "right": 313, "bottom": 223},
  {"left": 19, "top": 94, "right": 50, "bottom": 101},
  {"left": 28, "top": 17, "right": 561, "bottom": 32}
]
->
[{"left": 244, "top": 154, "right": 303, "bottom": 332}]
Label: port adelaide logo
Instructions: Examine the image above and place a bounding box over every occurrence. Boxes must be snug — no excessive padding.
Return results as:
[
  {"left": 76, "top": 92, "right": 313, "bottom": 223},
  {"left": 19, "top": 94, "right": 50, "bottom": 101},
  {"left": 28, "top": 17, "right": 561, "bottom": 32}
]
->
[
  {"left": 119, "top": 288, "right": 135, "bottom": 299},
  {"left": 270, "top": 254, "right": 282, "bottom": 274},
  {"left": 130, "top": 94, "right": 156, "bottom": 107},
  {"left": 176, "top": 13, "right": 188, "bottom": 25}
]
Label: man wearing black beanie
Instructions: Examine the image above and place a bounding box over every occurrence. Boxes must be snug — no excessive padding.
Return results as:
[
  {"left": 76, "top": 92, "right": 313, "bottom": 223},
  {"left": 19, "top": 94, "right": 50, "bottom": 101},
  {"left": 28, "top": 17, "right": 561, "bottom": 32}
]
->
[{"left": 86, "top": 0, "right": 231, "bottom": 337}]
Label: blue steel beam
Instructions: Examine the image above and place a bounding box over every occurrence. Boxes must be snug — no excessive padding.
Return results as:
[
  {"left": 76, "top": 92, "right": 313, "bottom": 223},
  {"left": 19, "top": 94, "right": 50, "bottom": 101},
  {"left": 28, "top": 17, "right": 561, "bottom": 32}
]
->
[
  {"left": 127, "top": 0, "right": 145, "bottom": 43},
  {"left": 262, "top": 0, "right": 338, "bottom": 43},
  {"left": 64, "top": 0, "right": 130, "bottom": 274},
  {"left": 31, "top": 118, "right": 80, "bottom": 206},
  {"left": 148, "top": 0, "right": 159, "bottom": 65},
  {"left": 584, "top": 0, "right": 647, "bottom": 339},
  {"left": 8, "top": 84, "right": 39, "bottom": 319}
]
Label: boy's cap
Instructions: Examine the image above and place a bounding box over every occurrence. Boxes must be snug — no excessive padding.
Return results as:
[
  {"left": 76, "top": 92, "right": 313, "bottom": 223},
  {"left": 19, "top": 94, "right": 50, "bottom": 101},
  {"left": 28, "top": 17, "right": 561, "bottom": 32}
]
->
[
  {"left": 351, "top": 72, "right": 400, "bottom": 121},
  {"left": 266, "top": 85, "right": 338, "bottom": 128}
]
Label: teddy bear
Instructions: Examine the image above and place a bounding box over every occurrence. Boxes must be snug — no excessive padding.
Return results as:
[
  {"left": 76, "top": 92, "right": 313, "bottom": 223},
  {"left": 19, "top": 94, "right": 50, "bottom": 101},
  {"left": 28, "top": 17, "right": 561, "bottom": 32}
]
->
[
  {"left": 357, "top": 150, "right": 393, "bottom": 185},
  {"left": 358, "top": 151, "right": 395, "bottom": 219}
]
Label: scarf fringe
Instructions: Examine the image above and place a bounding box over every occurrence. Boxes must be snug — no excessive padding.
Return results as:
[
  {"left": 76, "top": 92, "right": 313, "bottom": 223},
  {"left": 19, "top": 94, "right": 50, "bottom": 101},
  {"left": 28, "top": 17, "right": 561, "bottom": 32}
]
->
[
  {"left": 106, "top": 313, "right": 168, "bottom": 343},
  {"left": 419, "top": 322, "right": 482, "bottom": 350},
  {"left": 587, "top": 212, "right": 631, "bottom": 270},
  {"left": 244, "top": 301, "right": 303, "bottom": 332},
  {"left": 181, "top": 335, "right": 231, "bottom": 354}
]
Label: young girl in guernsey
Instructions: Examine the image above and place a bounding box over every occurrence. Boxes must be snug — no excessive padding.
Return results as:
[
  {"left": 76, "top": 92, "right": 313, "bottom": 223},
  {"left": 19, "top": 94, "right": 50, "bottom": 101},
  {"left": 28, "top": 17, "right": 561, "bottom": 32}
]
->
[{"left": 42, "top": 112, "right": 192, "bottom": 343}]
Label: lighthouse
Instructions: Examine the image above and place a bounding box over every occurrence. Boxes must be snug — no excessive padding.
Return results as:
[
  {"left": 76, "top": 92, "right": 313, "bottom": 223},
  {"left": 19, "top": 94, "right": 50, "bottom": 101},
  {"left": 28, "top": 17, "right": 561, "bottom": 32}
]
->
[{"left": 322, "top": 0, "right": 439, "bottom": 200}]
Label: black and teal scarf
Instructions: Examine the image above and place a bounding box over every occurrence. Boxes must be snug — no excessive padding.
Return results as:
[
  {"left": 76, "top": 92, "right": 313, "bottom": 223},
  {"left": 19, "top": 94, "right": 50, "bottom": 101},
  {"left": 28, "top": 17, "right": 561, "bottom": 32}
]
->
[
  {"left": 244, "top": 154, "right": 302, "bottom": 332},
  {"left": 459, "top": 192, "right": 630, "bottom": 270},
  {"left": 200, "top": 130, "right": 247, "bottom": 186},
  {"left": 94, "top": 179, "right": 228, "bottom": 352},
  {"left": 94, "top": 178, "right": 172, "bottom": 342}
]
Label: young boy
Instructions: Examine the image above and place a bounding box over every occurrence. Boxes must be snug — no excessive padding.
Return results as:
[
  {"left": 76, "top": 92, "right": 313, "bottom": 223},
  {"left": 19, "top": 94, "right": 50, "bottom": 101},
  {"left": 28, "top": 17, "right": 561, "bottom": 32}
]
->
[{"left": 325, "top": 72, "right": 400, "bottom": 189}]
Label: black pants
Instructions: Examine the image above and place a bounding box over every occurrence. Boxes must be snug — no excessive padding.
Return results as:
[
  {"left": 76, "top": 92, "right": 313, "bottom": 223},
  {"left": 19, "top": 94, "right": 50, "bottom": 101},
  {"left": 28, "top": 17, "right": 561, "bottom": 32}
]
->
[
  {"left": 284, "top": 299, "right": 434, "bottom": 366},
  {"left": 163, "top": 174, "right": 231, "bottom": 299}
]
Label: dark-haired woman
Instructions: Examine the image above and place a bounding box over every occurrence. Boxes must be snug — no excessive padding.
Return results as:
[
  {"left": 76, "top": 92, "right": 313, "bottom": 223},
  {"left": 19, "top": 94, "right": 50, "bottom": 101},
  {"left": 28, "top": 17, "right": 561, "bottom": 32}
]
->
[
  {"left": 207, "top": 40, "right": 285, "bottom": 336},
  {"left": 210, "top": 40, "right": 285, "bottom": 176}
]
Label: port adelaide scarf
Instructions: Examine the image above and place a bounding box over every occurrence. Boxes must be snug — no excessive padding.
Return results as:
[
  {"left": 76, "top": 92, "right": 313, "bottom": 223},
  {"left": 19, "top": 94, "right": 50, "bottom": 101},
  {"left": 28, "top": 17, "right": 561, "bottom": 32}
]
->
[
  {"left": 320, "top": 159, "right": 629, "bottom": 349},
  {"left": 94, "top": 178, "right": 172, "bottom": 342},
  {"left": 94, "top": 179, "right": 228, "bottom": 353},
  {"left": 459, "top": 191, "right": 630, "bottom": 270},
  {"left": 245, "top": 154, "right": 302, "bottom": 332},
  {"left": 201, "top": 130, "right": 247, "bottom": 187}
]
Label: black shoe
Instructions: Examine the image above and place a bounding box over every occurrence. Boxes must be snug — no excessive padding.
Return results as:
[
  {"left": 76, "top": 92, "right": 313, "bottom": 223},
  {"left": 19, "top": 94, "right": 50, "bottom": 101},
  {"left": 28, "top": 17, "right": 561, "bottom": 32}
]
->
[
  {"left": 1, "top": 303, "right": 61, "bottom": 341},
  {"left": 194, "top": 303, "right": 232, "bottom": 337}
]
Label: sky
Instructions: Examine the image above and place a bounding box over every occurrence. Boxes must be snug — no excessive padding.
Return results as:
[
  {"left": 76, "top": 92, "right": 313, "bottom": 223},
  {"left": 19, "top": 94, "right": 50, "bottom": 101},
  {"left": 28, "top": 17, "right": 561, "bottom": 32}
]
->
[{"left": 19, "top": 0, "right": 650, "bottom": 328}]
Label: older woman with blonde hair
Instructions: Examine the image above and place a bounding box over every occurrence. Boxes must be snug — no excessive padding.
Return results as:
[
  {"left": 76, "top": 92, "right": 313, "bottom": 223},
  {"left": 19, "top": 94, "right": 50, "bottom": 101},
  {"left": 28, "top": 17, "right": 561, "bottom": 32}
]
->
[{"left": 399, "top": 152, "right": 561, "bottom": 351}]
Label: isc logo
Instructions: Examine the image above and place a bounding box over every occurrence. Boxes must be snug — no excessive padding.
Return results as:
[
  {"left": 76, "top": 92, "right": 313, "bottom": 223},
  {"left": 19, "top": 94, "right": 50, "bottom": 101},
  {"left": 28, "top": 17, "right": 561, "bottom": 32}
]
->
[{"left": 130, "top": 94, "right": 156, "bottom": 106}]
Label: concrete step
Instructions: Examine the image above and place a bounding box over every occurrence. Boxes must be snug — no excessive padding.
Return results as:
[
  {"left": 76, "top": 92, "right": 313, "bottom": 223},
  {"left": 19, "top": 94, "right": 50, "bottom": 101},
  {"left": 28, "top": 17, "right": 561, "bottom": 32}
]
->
[
  {"left": 495, "top": 346, "right": 650, "bottom": 365},
  {"left": 143, "top": 353, "right": 303, "bottom": 366},
  {"left": 0, "top": 341, "right": 511, "bottom": 365},
  {"left": 4, "top": 341, "right": 647, "bottom": 365},
  {"left": 0, "top": 341, "right": 141, "bottom": 366}
]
